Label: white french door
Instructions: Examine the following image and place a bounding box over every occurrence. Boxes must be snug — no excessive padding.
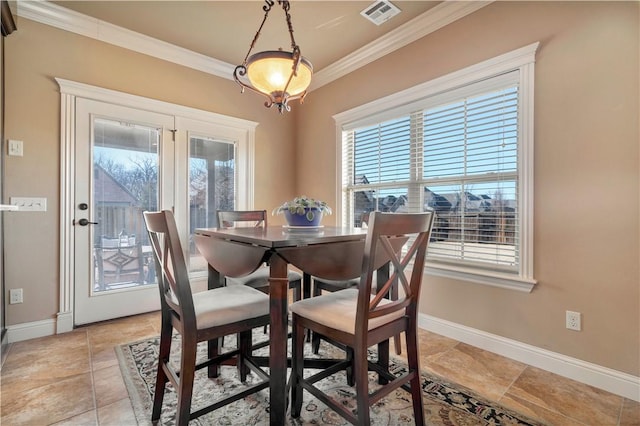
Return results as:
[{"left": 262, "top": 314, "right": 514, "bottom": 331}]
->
[
  {"left": 74, "top": 98, "right": 174, "bottom": 325},
  {"left": 61, "top": 79, "right": 256, "bottom": 327}
]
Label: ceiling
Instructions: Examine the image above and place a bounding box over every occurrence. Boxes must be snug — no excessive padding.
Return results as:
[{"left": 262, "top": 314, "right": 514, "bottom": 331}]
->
[{"left": 52, "top": 1, "right": 441, "bottom": 73}]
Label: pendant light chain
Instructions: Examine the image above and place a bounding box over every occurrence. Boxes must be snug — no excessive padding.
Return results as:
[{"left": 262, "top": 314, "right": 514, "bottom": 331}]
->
[
  {"left": 233, "top": 0, "right": 313, "bottom": 113},
  {"left": 241, "top": 1, "right": 300, "bottom": 66},
  {"left": 282, "top": 0, "right": 302, "bottom": 79},
  {"left": 241, "top": 0, "right": 275, "bottom": 66},
  {"left": 282, "top": 1, "right": 298, "bottom": 52}
]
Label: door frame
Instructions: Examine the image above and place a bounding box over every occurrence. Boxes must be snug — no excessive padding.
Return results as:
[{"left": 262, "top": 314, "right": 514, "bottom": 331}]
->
[{"left": 57, "top": 78, "right": 257, "bottom": 331}]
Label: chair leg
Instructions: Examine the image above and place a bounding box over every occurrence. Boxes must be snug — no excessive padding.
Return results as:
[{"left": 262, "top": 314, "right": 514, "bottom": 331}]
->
[
  {"left": 391, "top": 283, "right": 402, "bottom": 355},
  {"left": 302, "top": 273, "right": 311, "bottom": 300},
  {"left": 311, "top": 332, "right": 321, "bottom": 354},
  {"left": 238, "top": 330, "right": 251, "bottom": 381},
  {"left": 377, "top": 339, "right": 389, "bottom": 385},
  {"left": 176, "top": 335, "right": 197, "bottom": 426},
  {"left": 406, "top": 325, "right": 425, "bottom": 426},
  {"left": 354, "top": 344, "right": 371, "bottom": 425},
  {"left": 208, "top": 338, "right": 221, "bottom": 378},
  {"left": 292, "top": 279, "right": 301, "bottom": 302},
  {"left": 151, "top": 323, "right": 172, "bottom": 422},
  {"left": 303, "top": 274, "right": 312, "bottom": 342},
  {"left": 394, "top": 335, "right": 402, "bottom": 356},
  {"left": 346, "top": 347, "right": 355, "bottom": 386},
  {"left": 290, "top": 316, "right": 305, "bottom": 418},
  {"left": 311, "top": 283, "right": 322, "bottom": 354},
  {"left": 300, "top": 272, "right": 311, "bottom": 342}
]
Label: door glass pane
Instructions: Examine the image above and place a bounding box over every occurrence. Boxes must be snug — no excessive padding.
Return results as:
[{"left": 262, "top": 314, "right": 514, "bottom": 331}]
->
[
  {"left": 92, "top": 118, "right": 159, "bottom": 293},
  {"left": 189, "top": 136, "right": 235, "bottom": 273}
]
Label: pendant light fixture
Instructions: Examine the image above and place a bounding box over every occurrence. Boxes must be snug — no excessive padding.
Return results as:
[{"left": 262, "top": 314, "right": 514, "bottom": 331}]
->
[{"left": 233, "top": 0, "right": 313, "bottom": 114}]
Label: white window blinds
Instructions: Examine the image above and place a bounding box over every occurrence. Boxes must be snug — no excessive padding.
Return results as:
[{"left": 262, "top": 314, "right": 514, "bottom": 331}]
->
[
  {"left": 423, "top": 85, "right": 519, "bottom": 271},
  {"left": 353, "top": 117, "right": 411, "bottom": 185},
  {"left": 342, "top": 72, "right": 528, "bottom": 277}
]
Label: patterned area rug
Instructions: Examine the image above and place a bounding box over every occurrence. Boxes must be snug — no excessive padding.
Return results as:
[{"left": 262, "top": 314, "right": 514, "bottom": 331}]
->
[{"left": 116, "top": 334, "right": 544, "bottom": 425}]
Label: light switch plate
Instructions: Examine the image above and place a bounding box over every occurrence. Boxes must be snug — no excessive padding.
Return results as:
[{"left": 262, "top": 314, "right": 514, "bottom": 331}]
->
[
  {"left": 8, "top": 139, "right": 23, "bottom": 157},
  {"left": 10, "top": 197, "right": 47, "bottom": 211}
]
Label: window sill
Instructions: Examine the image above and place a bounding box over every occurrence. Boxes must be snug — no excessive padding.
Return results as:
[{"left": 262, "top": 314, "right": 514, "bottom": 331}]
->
[{"left": 425, "top": 263, "right": 537, "bottom": 292}]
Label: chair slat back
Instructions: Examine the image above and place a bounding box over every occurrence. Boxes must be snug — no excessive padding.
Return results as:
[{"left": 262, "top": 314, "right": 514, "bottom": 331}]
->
[
  {"left": 356, "top": 211, "right": 434, "bottom": 330},
  {"left": 143, "top": 210, "right": 196, "bottom": 327},
  {"left": 217, "top": 210, "right": 267, "bottom": 228}
]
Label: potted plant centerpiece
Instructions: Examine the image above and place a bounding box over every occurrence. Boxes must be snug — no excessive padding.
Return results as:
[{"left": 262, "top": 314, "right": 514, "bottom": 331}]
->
[{"left": 273, "top": 196, "right": 332, "bottom": 227}]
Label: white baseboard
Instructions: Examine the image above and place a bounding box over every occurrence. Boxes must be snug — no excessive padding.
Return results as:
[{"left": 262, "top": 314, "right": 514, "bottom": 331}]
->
[
  {"left": 418, "top": 313, "right": 640, "bottom": 402},
  {"left": 6, "top": 318, "right": 57, "bottom": 343},
  {"left": 56, "top": 311, "right": 74, "bottom": 334}
]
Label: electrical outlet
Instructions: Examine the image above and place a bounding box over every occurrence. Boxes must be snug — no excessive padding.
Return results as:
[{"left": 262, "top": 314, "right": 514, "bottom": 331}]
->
[
  {"left": 566, "top": 310, "right": 581, "bottom": 331},
  {"left": 9, "top": 288, "right": 23, "bottom": 304}
]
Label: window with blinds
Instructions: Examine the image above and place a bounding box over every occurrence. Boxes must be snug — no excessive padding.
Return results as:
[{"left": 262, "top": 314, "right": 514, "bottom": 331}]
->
[
  {"left": 338, "top": 43, "right": 538, "bottom": 290},
  {"left": 423, "top": 86, "right": 519, "bottom": 271},
  {"left": 345, "top": 84, "right": 519, "bottom": 271}
]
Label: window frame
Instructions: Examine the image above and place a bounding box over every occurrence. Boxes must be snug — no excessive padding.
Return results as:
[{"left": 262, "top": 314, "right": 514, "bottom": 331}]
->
[{"left": 334, "top": 43, "right": 539, "bottom": 292}]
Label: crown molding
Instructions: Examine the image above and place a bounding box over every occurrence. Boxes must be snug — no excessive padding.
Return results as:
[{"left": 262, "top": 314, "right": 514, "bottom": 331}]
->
[
  {"left": 311, "top": 1, "right": 493, "bottom": 90},
  {"left": 17, "top": 0, "right": 234, "bottom": 78},
  {"left": 17, "top": 0, "right": 492, "bottom": 90}
]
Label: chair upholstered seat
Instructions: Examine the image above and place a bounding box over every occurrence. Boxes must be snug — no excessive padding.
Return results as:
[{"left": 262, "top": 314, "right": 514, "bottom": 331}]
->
[
  {"left": 313, "top": 276, "right": 378, "bottom": 292},
  {"left": 193, "top": 285, "right": 269, "bottom": 329},
  {"left": 313, "top": 277, "right": 359, "bottom": 290},
  {"left": 289, "top": 288, "right": 403, "bottom": 335},
  {"left": 311, "top": 275, "right": 392, "bottom": 355},
  {"left": 226, "top": 267, "right": 303, "bottom": 289}
]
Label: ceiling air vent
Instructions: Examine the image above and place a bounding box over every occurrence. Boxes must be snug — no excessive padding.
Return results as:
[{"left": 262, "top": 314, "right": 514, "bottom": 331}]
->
[{"left": 360, "top": 0, "right": 401, "bottom": 26}]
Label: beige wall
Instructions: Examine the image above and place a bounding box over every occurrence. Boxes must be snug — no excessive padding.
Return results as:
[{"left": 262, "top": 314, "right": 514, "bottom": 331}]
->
[
  {"left": 3, "top": 18, "right": 297, "bottom": 325},
  {"left": 3, "top": 1, "right": 639, "bottom": 378},
  {"left": 296, "top": 1, "right": 639, "bottom": 375}
]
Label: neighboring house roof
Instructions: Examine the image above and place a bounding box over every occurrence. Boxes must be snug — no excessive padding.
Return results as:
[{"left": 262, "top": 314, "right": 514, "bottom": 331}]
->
[{"left": 94, "top": 164, "right": 139, "bottom": 205}]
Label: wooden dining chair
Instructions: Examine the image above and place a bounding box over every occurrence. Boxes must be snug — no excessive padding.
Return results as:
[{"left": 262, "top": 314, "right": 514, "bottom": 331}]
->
[
  {"left": 217, "top": 210, "right": 303, "bottom": 302},
  {"left": 289, "top": 211, "right": 434, "bottom": 425},
  {"left": 143, "top": 210, "right": 270, "bottom": 426},
  {"left": 310, "top": 211, "right": 403, "bottom": 356}
]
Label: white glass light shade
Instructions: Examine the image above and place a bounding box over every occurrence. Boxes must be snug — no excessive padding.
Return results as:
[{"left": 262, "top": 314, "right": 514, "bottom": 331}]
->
[{"left": 246, "top": 51, "right": 313, "bottom": 98}]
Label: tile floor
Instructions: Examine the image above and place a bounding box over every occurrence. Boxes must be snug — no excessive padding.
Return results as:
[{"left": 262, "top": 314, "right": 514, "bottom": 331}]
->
[{"left": 1, "top": 310, "right": 638, "bottom": 425}]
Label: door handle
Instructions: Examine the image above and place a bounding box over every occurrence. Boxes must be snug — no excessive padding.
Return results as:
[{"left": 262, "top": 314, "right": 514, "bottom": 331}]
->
[{"left": 75, "top": 218, "right": 99, "bottom": 226}]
